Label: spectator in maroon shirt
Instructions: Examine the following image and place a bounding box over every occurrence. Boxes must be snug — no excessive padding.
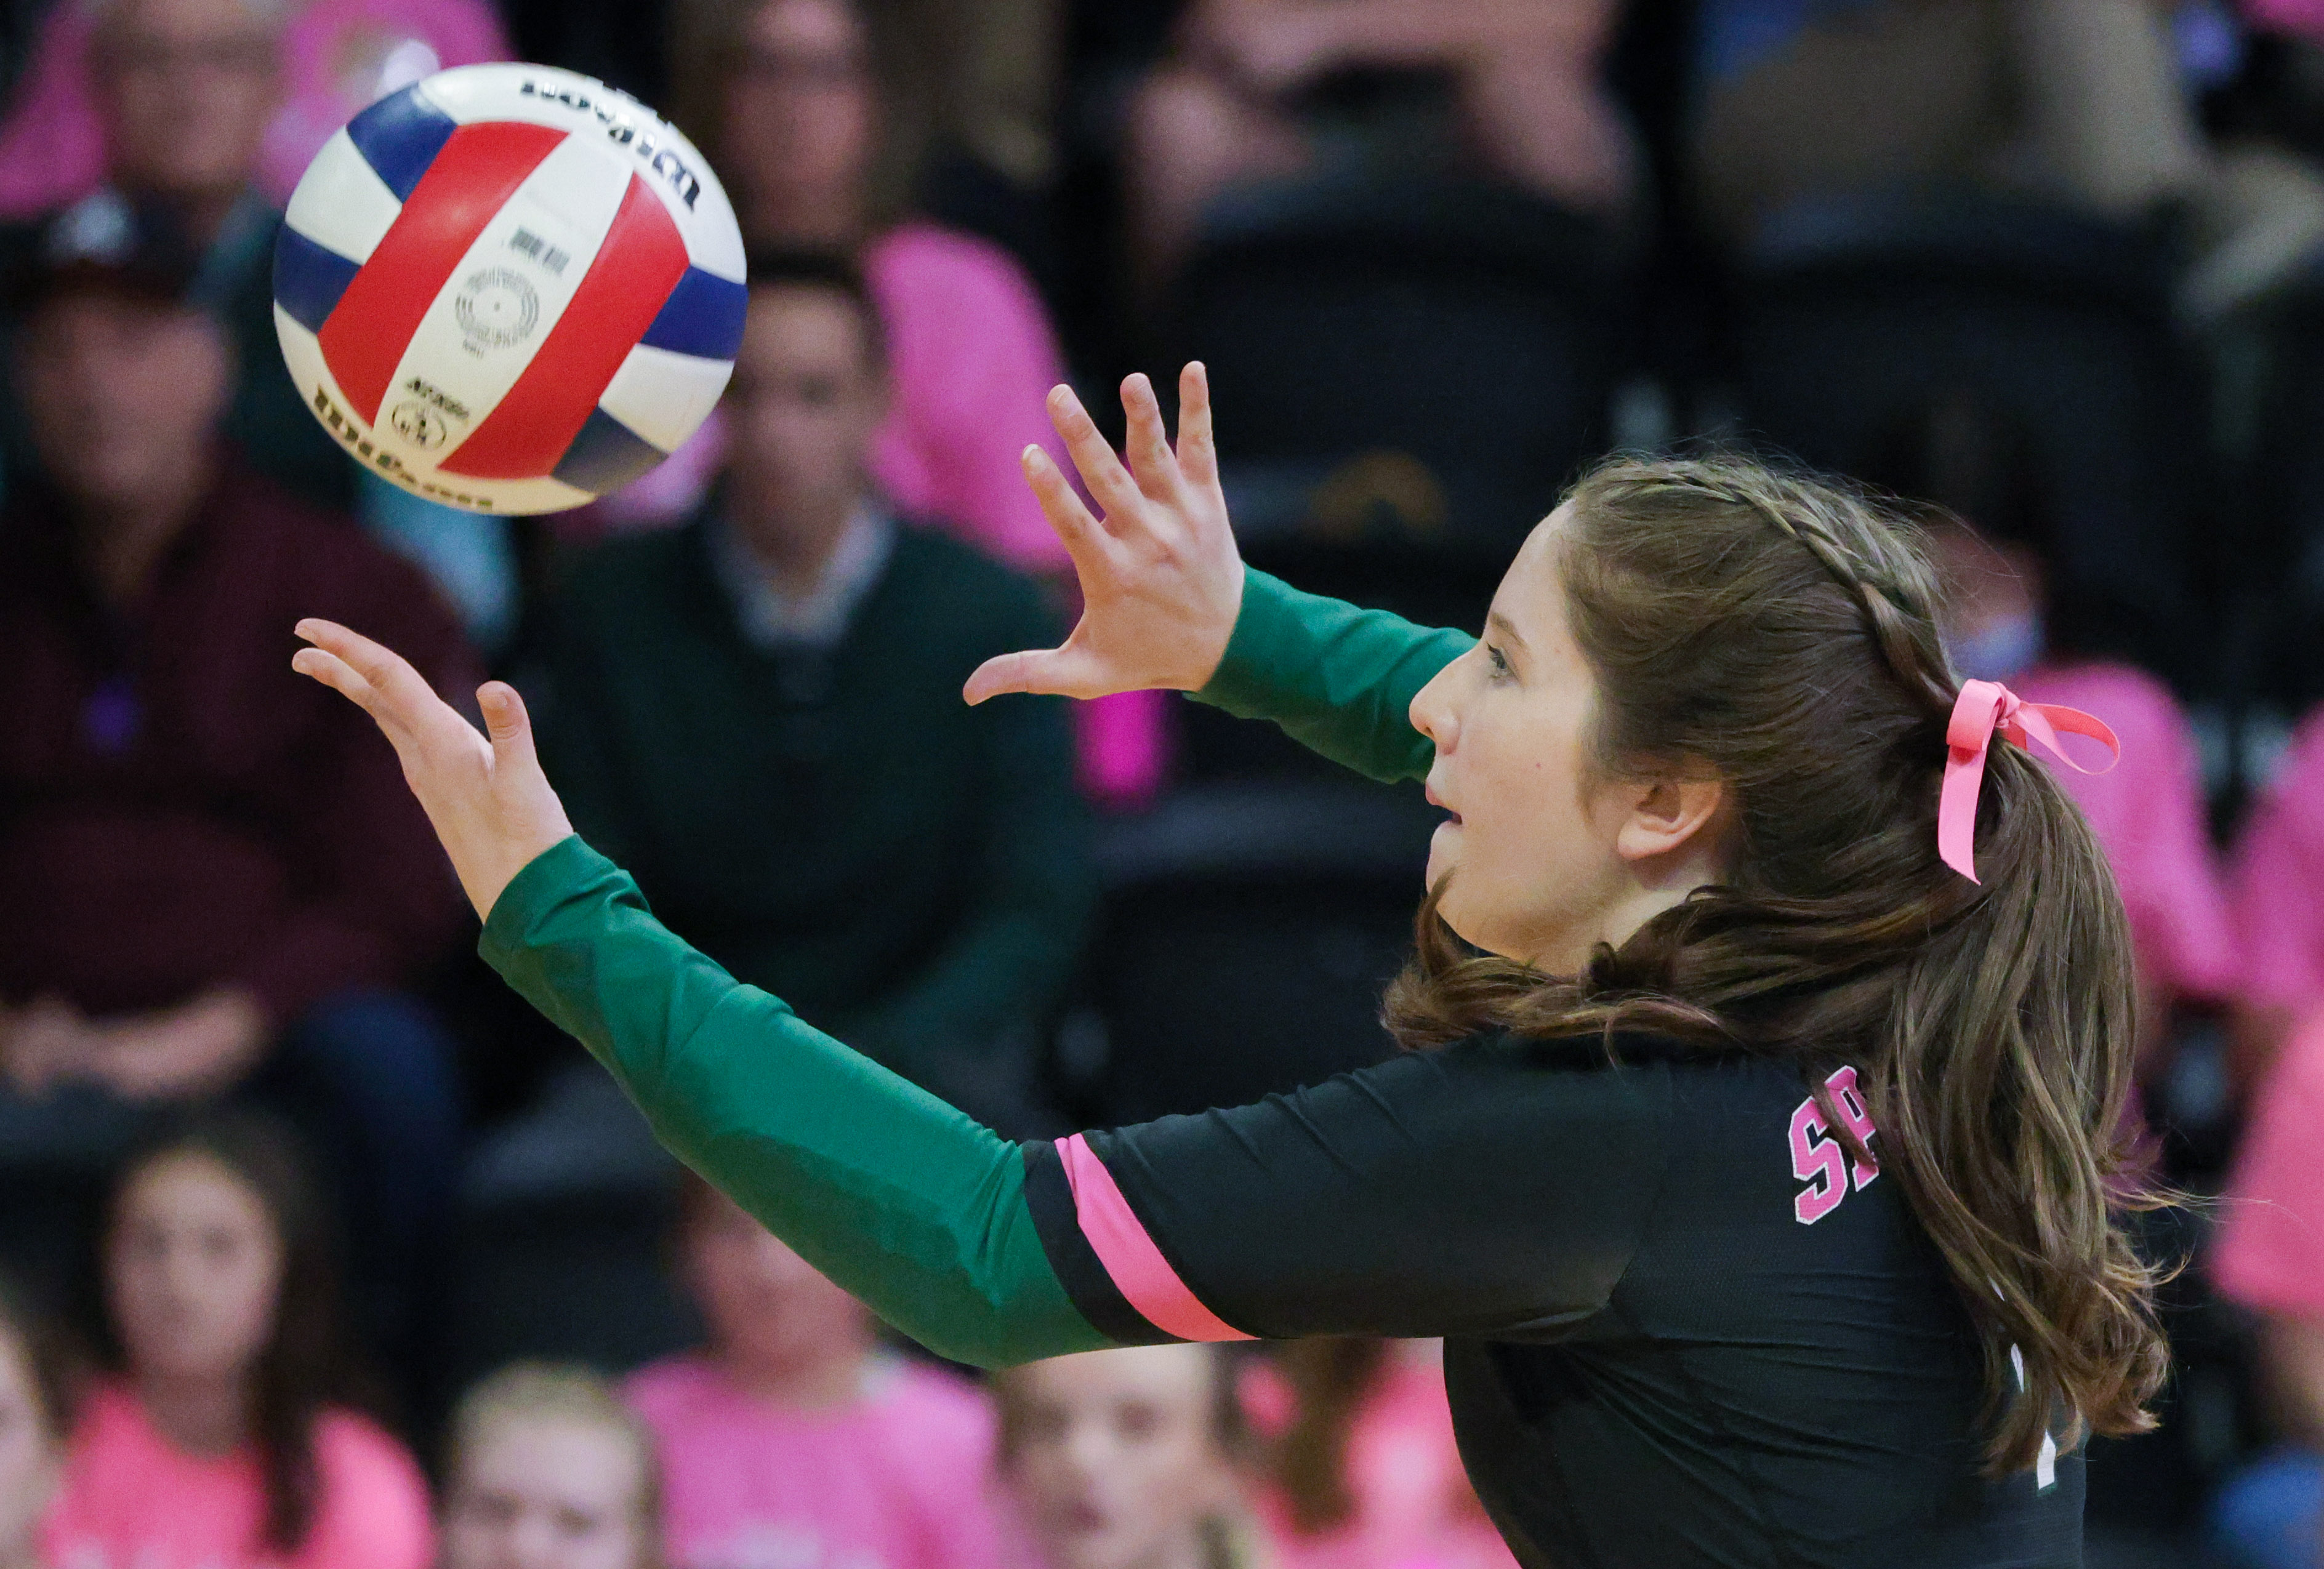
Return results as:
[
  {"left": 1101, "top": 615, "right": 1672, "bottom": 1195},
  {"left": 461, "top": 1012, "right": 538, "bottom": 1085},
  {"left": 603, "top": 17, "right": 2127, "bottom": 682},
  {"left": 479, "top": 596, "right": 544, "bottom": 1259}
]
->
[{"left": 0, "top": 233, "right": 475, "bottom": 1361}]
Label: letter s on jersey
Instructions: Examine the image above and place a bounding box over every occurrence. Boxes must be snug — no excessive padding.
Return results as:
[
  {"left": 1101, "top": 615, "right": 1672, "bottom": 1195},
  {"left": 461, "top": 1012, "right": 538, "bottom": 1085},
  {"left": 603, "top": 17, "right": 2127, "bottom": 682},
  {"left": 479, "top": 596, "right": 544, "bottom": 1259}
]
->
[{"left": 1790, "top": 1065, "right": 1880, "bottom": 1226}]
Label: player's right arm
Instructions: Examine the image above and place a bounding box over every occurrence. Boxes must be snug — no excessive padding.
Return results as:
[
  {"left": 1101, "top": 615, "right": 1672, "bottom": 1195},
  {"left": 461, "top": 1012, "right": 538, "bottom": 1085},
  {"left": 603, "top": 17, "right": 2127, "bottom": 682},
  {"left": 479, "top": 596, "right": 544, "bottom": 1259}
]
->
[{"left": 963, "top": 363, "right": 1470, "bottom": 785}]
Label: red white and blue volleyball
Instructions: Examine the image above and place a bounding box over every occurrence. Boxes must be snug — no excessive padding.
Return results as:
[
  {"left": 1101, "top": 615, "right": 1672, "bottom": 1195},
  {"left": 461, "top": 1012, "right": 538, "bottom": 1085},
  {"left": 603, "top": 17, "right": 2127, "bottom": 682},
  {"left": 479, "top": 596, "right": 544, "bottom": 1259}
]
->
[{"left": 273, "top": 64, "right": 746, "bottom": 515}]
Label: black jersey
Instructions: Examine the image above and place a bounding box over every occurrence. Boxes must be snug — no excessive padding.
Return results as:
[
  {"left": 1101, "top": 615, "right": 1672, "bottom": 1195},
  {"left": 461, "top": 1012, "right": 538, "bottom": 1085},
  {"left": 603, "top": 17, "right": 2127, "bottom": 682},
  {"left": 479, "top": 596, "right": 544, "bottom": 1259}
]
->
[
  {"left": 1024, "top": 1033, "right": 2079, "bottom": 1568},
  {"left": 480, "top": 569, "right": 2094, "bottom": 1569}
]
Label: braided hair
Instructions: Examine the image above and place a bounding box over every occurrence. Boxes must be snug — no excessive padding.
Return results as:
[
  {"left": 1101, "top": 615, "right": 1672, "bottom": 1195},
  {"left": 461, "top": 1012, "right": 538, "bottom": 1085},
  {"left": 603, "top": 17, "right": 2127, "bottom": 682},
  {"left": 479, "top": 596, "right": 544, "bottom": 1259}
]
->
[{"left": 1386, "top": 454, "right": 2165, "bottom": 1477}]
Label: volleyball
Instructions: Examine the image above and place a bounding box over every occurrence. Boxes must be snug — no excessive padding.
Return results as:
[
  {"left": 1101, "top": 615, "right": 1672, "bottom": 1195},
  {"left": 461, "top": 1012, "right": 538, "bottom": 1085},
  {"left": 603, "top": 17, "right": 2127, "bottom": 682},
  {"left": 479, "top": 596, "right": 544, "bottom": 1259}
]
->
[{"left": 271, "top": 63, "right": 746, "bottom": 515}]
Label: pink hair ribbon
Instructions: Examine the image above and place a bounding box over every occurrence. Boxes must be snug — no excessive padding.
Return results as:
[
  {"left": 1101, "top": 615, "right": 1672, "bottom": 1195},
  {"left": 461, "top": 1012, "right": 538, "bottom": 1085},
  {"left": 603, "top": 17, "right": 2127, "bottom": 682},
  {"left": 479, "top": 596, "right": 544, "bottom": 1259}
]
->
[{"left": 1938, "top": 679, "right": 2120, "bottom": 884}]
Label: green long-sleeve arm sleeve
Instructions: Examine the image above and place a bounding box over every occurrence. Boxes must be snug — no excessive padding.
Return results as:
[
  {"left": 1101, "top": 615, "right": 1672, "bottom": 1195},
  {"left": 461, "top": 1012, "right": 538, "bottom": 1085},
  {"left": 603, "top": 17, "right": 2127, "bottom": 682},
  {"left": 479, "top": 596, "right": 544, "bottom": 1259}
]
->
[
  {"left": 480, "top": 573, "right": 1478, "bottom": 1367},
  {"left": 480, "top": 833, "right": 1111, "bottom": 1369},
  {"left": 1190, "top": 568, "right": 1476, "bottom": 783}
]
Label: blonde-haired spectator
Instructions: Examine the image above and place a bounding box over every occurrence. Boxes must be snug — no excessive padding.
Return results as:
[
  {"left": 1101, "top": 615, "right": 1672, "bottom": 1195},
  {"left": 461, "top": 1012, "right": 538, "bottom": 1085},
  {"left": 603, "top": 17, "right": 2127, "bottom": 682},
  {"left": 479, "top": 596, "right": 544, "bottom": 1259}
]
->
[
  {"left": 443, "top": 1365, "right": 663, "bottom": 1569},
  {"left": 991, "top": 1344, "right": 1266, "bottom": 1569}
]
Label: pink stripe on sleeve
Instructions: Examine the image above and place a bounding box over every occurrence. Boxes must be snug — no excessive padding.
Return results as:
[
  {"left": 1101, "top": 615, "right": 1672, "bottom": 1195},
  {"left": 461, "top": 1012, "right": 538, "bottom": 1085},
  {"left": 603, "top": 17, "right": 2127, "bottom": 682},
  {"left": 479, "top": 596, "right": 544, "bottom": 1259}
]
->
[{"left": 1057, "top": 1134, "right": 1254, "bottom": 1342}]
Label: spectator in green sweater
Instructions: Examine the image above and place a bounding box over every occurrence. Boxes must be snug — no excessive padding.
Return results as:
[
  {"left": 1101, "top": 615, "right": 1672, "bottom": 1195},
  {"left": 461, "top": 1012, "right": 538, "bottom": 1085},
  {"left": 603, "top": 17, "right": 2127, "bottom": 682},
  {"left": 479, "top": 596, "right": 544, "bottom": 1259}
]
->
[{"left": 536, "top": 252, "right": 1093, "bottom": 1136}]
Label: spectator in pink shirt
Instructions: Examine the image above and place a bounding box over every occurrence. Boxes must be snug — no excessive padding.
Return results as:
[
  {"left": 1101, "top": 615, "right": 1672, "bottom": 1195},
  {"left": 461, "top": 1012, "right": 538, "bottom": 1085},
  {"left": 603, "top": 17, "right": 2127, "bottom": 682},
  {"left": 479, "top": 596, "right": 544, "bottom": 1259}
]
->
[
  {"left": 991, "top": 1344, "right": 1265, "bottom": 1569},
  {"left": 622, "top": 0, "right": 1165, "bottom": 804},
  {"left": 1243, "top": 1339, "right": 1512, "bottom": 1569},
  {"left": 1865, "top": 396, "right": 2238, "bottom": 1072},
  {"left": 2228, "top": 711, "right": 2324, "bottom": 1083},
  {"left": 0, "top": 1276, "right": 68, "bottom": 1569},
  {"left": 441, "top": 1366, "right": 661, "bottom": 1569},
  {"left": 41, "top": 1112, "right": 430, "bottom": 1569},
  {"left": 0, "top": 0, "right": 509, "bottom": 220},
  {"left": 2205, "top": 1009, "right": 2324, "bottom": 1569},
  {"left": 625, "top": 1174, "right": 1007, "bottom": 1569}
]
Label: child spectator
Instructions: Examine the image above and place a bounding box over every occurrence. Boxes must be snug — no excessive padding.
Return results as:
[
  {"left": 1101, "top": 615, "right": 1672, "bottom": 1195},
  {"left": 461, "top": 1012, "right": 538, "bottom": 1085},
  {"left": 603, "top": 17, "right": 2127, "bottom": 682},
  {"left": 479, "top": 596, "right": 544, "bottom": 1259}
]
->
[
  {"left": 1245, "top": 1339, "right": 1512, "bottom": 1569},
  {"left": 442, "top": 1365, "right": 659, "bottom": 1569},
  {"left": 2229, "top": 712, "right": 2324, "bottom": 1081},
  {"left": 2206, "top": 1009, "right": 2324, "bottom": 1569},
  {"left": 42, "top": 1112, "right": 430, "bottom": 1569},
  {"left": 991, "top": 1344, "right": 1263, "bottom": 1569},
  {"left": 0, "top": 1275, "right": 69, "bottom": 1569},
  {"left": 1864, "top": 395, "right": 2238, "bottom": 1071},
  {"left": 625, "top": 1175, "right": 1004, "bottom": 1569}
]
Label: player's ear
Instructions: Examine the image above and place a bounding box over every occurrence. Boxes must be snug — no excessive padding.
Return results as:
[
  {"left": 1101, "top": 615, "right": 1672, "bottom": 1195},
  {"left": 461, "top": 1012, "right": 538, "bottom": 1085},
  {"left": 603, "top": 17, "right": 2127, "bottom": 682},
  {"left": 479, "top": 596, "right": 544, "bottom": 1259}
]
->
[{"left": 1614, "top": 769, "right": 1727, "bottom": 865}]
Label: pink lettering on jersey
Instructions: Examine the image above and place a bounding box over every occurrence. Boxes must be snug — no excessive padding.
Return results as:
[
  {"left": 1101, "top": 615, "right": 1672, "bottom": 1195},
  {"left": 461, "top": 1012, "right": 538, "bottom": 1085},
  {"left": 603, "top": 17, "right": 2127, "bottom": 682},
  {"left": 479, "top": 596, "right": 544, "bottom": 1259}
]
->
[
  {"left": 1827, "top": 1064, "right": 1880, "bottom": 1191},
  {"left": 1789, "top": 1065, "right": 1882, "bottom": 1226}
]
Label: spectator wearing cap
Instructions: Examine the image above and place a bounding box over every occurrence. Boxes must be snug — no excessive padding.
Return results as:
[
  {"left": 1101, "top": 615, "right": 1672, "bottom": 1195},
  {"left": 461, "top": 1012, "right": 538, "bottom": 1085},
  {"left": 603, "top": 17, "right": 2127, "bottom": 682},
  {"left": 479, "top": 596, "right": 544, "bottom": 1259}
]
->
[
  {"left": 0, "top": 238, "right": 476, "bottom": 1363},
  {"left": 0, "top": 0, "right": 358, "bottom": 515},
  {"left": 0, "top": 0, "right": 531, "bottom": 652},
  {"left": 532, "top": 254, "right": 1092, "bottom": 1136}
]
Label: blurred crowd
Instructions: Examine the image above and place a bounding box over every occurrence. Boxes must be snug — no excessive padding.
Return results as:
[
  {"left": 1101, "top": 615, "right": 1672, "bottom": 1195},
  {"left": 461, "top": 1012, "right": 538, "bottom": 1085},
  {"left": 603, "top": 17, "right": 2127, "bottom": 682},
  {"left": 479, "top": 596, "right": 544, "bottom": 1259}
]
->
[{"left": 9, "top": 0, "right": 2324, "bottom": 1566}]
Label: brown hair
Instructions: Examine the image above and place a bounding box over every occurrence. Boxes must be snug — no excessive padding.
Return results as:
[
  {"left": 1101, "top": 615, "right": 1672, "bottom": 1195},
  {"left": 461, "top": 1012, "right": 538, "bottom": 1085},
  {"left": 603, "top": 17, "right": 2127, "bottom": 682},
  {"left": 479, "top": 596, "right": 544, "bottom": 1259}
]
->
[
  {"left": 664, "top": 0, "right": 917, "bottom": 235},
  {"left": 1266, "top": 1338, "right": 1383, "bottom": 1536},
  {"left": 446, "top": 1363, "right": 664, "bottom": 1569},
  {"left": 102, "top": 1110, "right": 376, "bottom": 1552},
  {"left": 1383, "top": 454, "right": 2167, "bottom": 1475},
  {"left": 0, "top": 1269, "right": 79, "bottom": 1451}
]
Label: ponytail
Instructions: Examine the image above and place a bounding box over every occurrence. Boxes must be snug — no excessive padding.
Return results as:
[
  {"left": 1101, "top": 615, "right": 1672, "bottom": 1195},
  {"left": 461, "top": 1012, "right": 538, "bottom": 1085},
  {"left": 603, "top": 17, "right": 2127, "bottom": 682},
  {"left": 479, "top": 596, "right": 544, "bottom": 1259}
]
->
[{"left": 1385, "top": 455, "right": 2168, "bottom": 1474}]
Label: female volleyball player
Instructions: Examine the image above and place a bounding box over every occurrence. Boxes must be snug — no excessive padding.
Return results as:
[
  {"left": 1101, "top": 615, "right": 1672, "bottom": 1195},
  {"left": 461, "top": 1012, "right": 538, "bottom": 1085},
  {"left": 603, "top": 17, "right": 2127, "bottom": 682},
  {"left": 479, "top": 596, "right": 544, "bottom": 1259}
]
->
[{"left": 292, "top": 364, "right": 2165, "bottom": 1567}]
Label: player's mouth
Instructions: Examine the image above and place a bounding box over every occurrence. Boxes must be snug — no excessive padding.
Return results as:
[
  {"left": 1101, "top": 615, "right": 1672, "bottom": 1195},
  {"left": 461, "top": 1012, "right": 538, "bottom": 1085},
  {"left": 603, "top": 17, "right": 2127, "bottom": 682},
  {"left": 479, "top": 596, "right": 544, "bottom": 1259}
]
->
[{"left": 1425, "top": 780, "right": 1462, "bottom": 827}]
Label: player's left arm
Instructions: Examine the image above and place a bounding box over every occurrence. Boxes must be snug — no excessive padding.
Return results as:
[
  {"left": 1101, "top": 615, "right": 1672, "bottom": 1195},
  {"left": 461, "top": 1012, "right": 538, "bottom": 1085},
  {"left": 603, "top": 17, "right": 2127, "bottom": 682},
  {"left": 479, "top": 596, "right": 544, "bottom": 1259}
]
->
[
  {"left": 287, "top": 620, "right": 1109, "bottom": 1365},
  {"left": 483, "top": 834, "right": 1108, "bottom": 1365},
  {"left": 287, "top": 618, "right": 1665, "bottom": 1360}
]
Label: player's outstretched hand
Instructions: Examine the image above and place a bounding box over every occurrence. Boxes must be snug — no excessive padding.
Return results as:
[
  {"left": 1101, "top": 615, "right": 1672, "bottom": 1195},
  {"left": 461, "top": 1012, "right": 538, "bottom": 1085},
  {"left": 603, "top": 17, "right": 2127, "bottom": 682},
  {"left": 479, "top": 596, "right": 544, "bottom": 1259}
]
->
[
  {"left": 964, "top": 361, "right": 1244, "bottom": 705},
  {"left": 291, "top": 620, "right": 573, "bottom": 921}
]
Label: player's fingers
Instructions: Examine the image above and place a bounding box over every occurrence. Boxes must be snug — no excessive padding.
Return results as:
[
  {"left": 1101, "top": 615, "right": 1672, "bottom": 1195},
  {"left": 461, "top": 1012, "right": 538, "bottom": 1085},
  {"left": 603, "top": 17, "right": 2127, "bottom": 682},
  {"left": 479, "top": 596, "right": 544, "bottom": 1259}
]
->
[
  {"left": 1175, "top": 361, "right": 1220, "bottom": 494},
  {"left": 289, "top": 645, "right": 384, "bottom": 720},
  {"left": 294, "top": 619, "right": 453, "bottom": 740},
  {"left": 478, "top": 681, "right": 542, "bottom": 774},
  {"left": 1047, "top": 384, "right": 1144, "bottom": 526},
  {"left": 963, "top": 644, "right": 1114, "bottom": 704},
  {"left": 1024, "top": 446, "right": 1122, "bottom": 569},
  {"left": 1120, "top": 372, "right": 1188, "bottom": 505}
]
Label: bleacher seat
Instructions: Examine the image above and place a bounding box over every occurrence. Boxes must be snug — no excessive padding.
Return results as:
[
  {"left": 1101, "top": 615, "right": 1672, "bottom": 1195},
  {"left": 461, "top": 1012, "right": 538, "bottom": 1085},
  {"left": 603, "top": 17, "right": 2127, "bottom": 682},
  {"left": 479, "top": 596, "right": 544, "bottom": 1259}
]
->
[
  {"left": 1064, "top": 779, "right": 1435, "bottom": 1127},
  {"left": 439, "top": 1065, "right": 696, "bottom": 1406},
  {"left": 2237, "top": 256, "right": 2324, "bottom": 715},
  {"left": 1167, "top": 178, "right": 1626, "bottom": 632},
  {"left": 1729, "top": 187, "right": 2205, "bottom": 686}
]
